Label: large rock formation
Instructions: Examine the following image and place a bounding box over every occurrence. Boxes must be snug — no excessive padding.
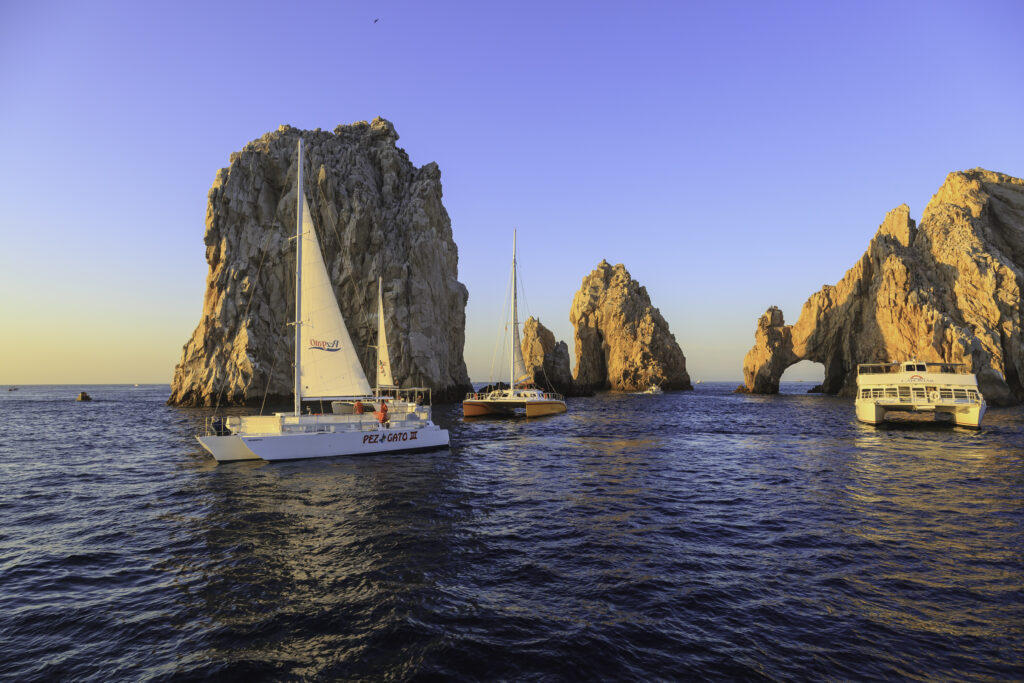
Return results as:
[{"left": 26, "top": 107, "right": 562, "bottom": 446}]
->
[
  {"left": 521, "top": 316, "right": 578, "bottom": 395},
  {"left": 742, "top": 169, "right": 1024, "bottom": 405},
  {"left": 570, "top": 261, "right": 692, "bottom": 392},
  {"left": 169, "top": 118, "right": 471, "bottom": 406}
]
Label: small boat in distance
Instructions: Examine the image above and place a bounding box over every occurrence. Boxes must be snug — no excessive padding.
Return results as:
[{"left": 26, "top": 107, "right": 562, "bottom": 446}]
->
[
  {"left": 463, "top": 232, "right": 566, "bottom": 418},
  {"left": 855, "top": 360, "right": 986, "bottom": 428},
  {"left": 197, "top": 139, "right": 449, "bottom": 462},
  {"left": 642, "top": 385, "right": 663, "bottom": 395}
]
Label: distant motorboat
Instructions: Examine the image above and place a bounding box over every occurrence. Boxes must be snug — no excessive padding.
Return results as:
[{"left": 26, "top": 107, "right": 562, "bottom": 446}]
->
[
  {"left": 7, "top": 387, "right": 18, "bottom": 391},
  {"left": 642, "top": 385, "right": 663, "bottom": 395},
  {"left": 76, "top": 392, "right": 92, "bottom": 402}
]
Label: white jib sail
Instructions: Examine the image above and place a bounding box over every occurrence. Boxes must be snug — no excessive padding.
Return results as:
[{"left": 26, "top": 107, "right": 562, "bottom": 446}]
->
[
  {"left": 298, "top": 196, "right": 372, "bottom": 398},
  {"left": 376, "top": 277, "right": 395, "bottom": 388}
]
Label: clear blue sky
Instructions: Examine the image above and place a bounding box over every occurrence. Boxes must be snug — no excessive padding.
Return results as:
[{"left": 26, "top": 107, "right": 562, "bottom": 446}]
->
[{"left": 1, "top": 0, "right": 1022, "bottom": 384}]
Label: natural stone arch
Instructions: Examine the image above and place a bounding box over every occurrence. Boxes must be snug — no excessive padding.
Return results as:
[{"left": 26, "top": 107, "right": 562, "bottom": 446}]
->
[
  {"left": 780, "top": 360, "right": 826, "bottom": 391},
  {"left": 741, "top": 170, "right": 1024, "bottom": 406}
]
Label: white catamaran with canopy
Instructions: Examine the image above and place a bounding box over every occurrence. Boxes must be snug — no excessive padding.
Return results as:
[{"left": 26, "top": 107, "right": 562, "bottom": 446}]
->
[
  {"left": 855, "top": 360, "right": 986, "bottom": 428},
  {"left": 462, "top": 231, "right": 567, "bottom": 418},
  {"left": 197, "top": 139, "right": 449, "bottom": 462}
]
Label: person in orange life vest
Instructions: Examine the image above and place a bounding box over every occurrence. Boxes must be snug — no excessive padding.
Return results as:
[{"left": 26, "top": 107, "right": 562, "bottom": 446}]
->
[
  {"left": 354, "top": 399, "right": 364, "bottom": 415},
  {"left": 377, "top": 400, "right": 389, "bottom": 426}
]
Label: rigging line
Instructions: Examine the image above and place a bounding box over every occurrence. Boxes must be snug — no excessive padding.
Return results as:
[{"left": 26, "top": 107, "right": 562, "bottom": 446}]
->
[
  {"left": 494, "top": 252, "right": 519, "bottom": 385},
  {"left": 259, "top": 349, "right": 280, "bottom": 416},
  {"left": 516, "top": 253, "right": 532, "bottom": 323},
  {"left": 213, "top": 226, "right": 277, "bottom": 415}
]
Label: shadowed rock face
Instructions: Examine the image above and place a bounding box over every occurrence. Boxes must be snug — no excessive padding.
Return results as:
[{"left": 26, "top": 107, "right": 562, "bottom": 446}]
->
[
  {"left": 169, "top": 118, "right": 471, "bottom": 406},
  {"left": 521, "top": 316, "right": 579, "bottom": 396},
  {"left": 743, "top": 169, "right": 1024, "bottom": 406},
  {"left": 570, "top": 261, "right": 692, "bottom": 393}
]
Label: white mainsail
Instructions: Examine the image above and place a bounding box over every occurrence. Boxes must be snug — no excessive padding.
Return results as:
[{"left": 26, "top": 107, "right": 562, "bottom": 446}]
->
[
  {"left": 510, "top": 231, "right": 530, "bottom": 387},
  {"left": 298, "top": 194, "right": 372, "bottom": 398},
  {"left": 376, "top": 277, "right": 396, "bottom": 389}
]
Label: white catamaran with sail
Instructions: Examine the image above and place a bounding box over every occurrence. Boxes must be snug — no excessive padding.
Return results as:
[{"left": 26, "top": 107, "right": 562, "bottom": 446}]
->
[
  {"left": 197, "top": 139, "right": 449, "bottom": 462},
  {"left": 463, "top": 232, "right": 567, "bottom": 418}
]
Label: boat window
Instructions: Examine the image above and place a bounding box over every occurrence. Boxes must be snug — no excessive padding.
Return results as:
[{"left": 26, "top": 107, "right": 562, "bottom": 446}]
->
[{"left": 954, "top": 389, "right": 967, "bottom": 399}]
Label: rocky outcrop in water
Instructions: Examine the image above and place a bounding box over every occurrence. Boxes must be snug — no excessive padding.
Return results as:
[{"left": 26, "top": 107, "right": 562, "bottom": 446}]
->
[
  {"left": 742, "top": 169, "right": 1024, "bottom": 405},
  {"left": 169, "top": 118, "right": 472, "bottom": 406},
  {"left": 570, "top": 261, "right": 692, "bottom": 393},
  {"left": 521, "top": 316, "right": 579, "bottom": 395}
]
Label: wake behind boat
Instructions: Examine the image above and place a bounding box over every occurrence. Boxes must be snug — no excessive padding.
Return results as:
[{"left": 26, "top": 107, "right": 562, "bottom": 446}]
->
[
  {"left": 463, "top": 231, "right": 566, "bottom": 418},
  {"left": 197, "top": 139, "right": 449, "bottom": 462}
]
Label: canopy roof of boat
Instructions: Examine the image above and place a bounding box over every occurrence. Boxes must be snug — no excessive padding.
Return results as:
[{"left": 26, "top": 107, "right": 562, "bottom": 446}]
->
[{"left": 857, "top": 361, "right": 969, "bottom": 374}]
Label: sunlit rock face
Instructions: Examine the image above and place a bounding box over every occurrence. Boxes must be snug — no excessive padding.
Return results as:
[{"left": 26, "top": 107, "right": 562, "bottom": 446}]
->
[
  {"left": 570, "top": 261, "right": 693, "bottom": 393},
  {"left": 521, "top": 316, "right": 579, "bottom": 395},
  {"left": 742, "top": 169, "right": 1024, "bottom": 405},
  {"left": 169, "top": 118, "right": 471, "bottom": 406}
]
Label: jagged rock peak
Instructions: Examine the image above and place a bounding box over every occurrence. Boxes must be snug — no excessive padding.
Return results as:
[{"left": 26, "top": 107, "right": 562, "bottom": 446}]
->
[
  {"left": 570, "top": 261, "right": 692, "bottom": 392},
  {"left": 169, "top": 119, "right": 471, "bottom": 406},
  {"left": 742, "top": 168, "right": 1024, "bottom": 405},
  {"left": 521, "top": 316, "right": 579, "bottom": 396}
]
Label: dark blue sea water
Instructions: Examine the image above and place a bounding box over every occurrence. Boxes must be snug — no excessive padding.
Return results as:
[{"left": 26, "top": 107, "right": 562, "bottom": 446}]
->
[{"left": 1, "top": 383, "right": 1022, "bottom": 680}]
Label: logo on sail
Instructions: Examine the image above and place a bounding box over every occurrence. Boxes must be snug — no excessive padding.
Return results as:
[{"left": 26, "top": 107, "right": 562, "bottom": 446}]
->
[{"left": 309, "top": 338, "right": 341, "bottom": 352}]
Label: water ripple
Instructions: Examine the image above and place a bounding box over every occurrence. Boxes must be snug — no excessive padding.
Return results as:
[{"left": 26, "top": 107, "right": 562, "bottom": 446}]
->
[{"left": 0, "top": 384, "right": 1022, "bottom": 680}]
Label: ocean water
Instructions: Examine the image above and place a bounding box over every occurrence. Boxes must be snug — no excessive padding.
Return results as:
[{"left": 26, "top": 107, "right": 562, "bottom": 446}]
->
[{"left": 1, "top": 383, "right": 1022, "bottom": 680}]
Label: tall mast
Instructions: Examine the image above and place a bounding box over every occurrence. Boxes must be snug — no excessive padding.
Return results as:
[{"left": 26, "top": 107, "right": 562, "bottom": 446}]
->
[
  {"left": 294, "top": 139, "right": 303, "bottom": 416},
  {"left": 510, "top": 229, "right": 517, "bottom": 390},
  {"left": 376, "top": 276, "right": 382, "bottom": 395}
]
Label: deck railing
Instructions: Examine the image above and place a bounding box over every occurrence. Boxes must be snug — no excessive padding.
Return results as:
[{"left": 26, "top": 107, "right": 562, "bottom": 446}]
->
[{"left": 858, "top": 385, "right": 982, "bottom": 404}]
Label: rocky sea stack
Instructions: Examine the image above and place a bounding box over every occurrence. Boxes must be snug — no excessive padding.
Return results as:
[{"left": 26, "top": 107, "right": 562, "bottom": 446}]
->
[
  {"left": 742, "top": 169, "right": 1024, "bottom": 406},
  {"left": 570, "top": 261, "right": 692, "bottom": 393},
  {"left": 169, "top": 118, "right": 471, "bottom": 406},
  {"left": 520, "top": 316, "right": 579, "bottom": 396}
]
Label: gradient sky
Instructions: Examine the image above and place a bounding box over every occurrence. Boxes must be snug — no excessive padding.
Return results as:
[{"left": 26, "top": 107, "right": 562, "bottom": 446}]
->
[{"left": 2, "top": 0, "right": 1022, "bottom": 385}]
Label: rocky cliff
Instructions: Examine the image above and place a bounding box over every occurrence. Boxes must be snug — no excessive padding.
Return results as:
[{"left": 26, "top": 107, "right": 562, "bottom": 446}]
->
[
  {"left": 570, "top": 261, "right": 692, "bottom": 392},
  {"left": 169, "top": 118, "right": 471, "bottom": 406},
  {"left": 742, "top": 169, "right": 1024, "bottom": 405},
  {"left": 521, "top": 316, "right": 578, "bottom": 395}
]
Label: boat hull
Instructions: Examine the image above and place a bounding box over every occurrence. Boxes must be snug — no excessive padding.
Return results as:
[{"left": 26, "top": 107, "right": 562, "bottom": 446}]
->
[
  {"left": 462, "top": 398, "right": 566, "bottom": 417},
  {"left": 196, "top": 434, "right": 261, "bottom": 462},
  {"left": 855, "top": 399, "right": 986, "bottom": 429},
  {"left": 198, "top": 425, "right": 449, "bottom": 462}
]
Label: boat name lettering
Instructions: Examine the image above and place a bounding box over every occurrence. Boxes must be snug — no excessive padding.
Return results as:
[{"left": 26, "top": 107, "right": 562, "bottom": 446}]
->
[
  {"left": 308, "top": 338, "right": 340, "bottom": 351},
  {"left": 909, "top": 374, "right": 925, "bottom": 382},
  {"left": 362, "top": 431, "right": 418, "bottom": 444}
]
